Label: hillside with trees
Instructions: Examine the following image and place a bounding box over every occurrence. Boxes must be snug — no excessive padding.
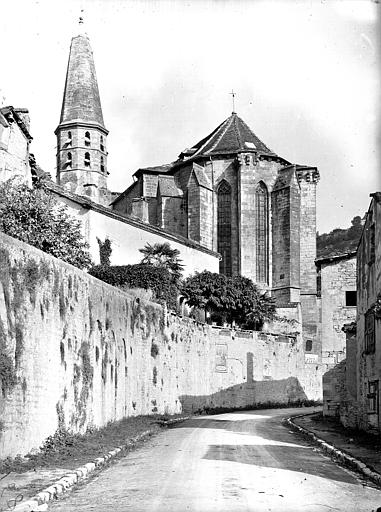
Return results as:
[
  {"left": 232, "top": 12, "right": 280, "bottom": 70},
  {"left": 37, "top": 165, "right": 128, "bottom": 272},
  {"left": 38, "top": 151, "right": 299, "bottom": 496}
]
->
[{"left": 317, "top": 216, "right": 363, "bottom": 259}]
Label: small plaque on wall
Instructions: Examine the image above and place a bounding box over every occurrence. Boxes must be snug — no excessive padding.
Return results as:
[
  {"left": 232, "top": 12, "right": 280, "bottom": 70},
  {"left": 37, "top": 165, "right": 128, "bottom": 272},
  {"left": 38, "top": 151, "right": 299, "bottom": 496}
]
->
[{"left": 215, "top": 343, "right": 228, "bottom": 372}]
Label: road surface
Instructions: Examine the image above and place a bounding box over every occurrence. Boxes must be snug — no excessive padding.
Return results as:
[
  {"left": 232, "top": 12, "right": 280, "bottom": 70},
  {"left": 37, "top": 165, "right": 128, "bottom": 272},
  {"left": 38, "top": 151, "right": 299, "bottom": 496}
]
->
[{"left": 49, "top": 408, "right": 381, "bottom": 512}]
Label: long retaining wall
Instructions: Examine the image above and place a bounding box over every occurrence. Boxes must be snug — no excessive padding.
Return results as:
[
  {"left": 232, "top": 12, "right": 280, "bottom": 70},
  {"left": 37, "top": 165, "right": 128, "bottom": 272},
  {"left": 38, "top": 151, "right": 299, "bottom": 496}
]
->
[{"left": 0, "top": 233, "right": 322, "bottom": 458}]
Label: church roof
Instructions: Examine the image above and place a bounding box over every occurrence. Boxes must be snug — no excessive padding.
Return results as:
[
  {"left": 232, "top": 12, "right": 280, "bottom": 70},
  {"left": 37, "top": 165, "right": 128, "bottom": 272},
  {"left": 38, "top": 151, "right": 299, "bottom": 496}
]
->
[
  {"left": 58, "top": 34, "right": 106, "bottom": 130},
  {"left": 179, "top": 112, "right": 279, "bottom": 160}
]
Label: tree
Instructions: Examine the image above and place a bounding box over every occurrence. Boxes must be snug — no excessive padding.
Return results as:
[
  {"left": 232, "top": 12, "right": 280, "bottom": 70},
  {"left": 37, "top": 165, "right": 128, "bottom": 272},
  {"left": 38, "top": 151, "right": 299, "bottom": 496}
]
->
[
  {"left": 139, "top": 242, "right": 184, "bottom": 283},
  {"left": 227, "top": 275, "right": 276, "bottom": 329},
  {"left": 181, "top": 271, "right": 276, "bottom": 329},
  {"left": 97, "top": 237, "right": 112, "bottom": 266},
  {"left": 317, "top": 215, "right": 364, "bottom": 258},
  {"left": 0, "top": 179, "right": 92, "bottom": 269}
]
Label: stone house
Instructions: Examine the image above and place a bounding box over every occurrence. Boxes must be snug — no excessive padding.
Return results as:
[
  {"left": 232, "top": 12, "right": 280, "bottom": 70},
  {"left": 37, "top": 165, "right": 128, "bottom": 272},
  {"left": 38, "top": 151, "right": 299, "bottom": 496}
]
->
[
  {"left": 316, "top": 252, "right": 357, "bottom": 369},
  {"left": 0, "top": 106, "right": 32, "bottom": 184},
  {"left": 323, "top": 193, "right": 381, "bottom": 434},
  {"left": 354, "top": 192, "right": 381, "bottom": 433}
]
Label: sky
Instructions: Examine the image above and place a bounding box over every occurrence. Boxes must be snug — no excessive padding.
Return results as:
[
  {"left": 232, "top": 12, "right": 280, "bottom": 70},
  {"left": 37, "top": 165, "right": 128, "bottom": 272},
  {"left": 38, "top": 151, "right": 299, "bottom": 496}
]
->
[{"left": 1, "top": 0, "right": 379, "bottom": 233}]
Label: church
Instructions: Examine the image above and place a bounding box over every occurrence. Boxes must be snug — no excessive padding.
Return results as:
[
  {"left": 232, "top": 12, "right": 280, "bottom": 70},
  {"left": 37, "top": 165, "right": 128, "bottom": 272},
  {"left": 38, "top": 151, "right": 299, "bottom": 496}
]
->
[{"left": 53, "top": 27, "right": 320, "bottom": 356}]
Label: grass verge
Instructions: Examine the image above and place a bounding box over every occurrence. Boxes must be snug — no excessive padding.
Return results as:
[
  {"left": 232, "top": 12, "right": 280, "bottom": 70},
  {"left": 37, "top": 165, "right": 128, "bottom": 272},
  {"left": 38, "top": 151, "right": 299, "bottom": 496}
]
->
[{"left": 0, "top": 414, "right": 185, "bottom": 475}]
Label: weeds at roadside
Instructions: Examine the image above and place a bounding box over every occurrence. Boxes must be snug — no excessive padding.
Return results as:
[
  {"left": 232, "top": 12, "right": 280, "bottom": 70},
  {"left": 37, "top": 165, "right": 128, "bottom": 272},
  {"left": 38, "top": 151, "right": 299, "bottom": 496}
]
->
[{"left": 0, "top": 414, "right": 185, "bottom": 475}]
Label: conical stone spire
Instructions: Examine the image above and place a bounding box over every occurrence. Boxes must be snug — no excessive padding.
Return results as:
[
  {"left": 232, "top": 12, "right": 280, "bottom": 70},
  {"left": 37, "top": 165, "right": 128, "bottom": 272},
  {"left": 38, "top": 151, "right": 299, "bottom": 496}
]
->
[
  {"left": 59, "top": 33, "right": 105, "bottom": 128},
  {"left": 55, "top": 28, "right": 109, "bottom": 205}
]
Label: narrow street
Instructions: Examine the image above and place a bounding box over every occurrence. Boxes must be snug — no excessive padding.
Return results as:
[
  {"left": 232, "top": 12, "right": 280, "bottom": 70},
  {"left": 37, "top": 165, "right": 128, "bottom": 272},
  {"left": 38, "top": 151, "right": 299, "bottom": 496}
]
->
[{"left": 49, "top": 408, "right": 380, "bottom": 512}]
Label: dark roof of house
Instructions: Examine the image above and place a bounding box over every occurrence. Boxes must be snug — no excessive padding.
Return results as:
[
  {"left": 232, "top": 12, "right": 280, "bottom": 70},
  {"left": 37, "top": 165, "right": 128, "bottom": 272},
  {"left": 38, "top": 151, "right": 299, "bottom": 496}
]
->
[
  {"left": 0, "top": 106, "right": 32, "bottom": 140},
  {"left": 315, "top": 250, "right": 357, "bottom": 266},
  {"left": 58, "top": 34, "right": 106, "bottom": 130},
  {"left": 178, "top": 113, "right": 282, "bottom": 161}
]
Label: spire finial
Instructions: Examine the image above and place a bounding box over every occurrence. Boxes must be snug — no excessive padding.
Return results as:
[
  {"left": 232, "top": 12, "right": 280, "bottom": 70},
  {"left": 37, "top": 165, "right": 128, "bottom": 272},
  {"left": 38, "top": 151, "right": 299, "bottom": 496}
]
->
[{"left": 230, "top": 90, "right": 236, "bottom": 114}]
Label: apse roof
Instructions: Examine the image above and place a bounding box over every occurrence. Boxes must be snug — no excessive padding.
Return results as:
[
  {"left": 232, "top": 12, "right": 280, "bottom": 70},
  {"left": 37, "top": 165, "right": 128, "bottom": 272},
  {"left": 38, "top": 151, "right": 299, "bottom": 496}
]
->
[{"left": 179, "top": 112, "right": 280, "bottom": 160}]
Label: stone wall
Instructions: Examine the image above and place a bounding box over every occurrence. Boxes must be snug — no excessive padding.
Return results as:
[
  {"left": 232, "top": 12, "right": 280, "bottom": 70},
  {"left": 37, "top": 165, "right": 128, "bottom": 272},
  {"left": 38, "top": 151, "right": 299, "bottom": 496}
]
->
[
  {"left": 319, "top": 255, "right": 356, "bottom": 367},
  {"left": 322, "top": 360, "right": 346, "bottom": 417},
  {"left": 0, "top": 233, "right": 322, "bottom": 458}
]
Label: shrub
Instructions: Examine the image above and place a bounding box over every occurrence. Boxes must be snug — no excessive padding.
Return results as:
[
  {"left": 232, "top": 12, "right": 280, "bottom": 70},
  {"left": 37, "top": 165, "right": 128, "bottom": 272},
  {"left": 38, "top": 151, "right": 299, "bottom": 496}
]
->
[
  {"left": 89, "top": 263, "right": 178, "bottom": 309},
  {"left": 0, "top": 179, "right": 92, "bottom": 269}
]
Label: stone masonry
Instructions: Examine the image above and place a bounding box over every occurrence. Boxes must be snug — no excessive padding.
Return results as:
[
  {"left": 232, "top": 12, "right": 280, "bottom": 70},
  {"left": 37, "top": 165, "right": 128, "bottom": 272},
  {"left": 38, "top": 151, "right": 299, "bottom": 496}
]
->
[{"left": 0, "top": 232, "right": 321, "bottom": 458}]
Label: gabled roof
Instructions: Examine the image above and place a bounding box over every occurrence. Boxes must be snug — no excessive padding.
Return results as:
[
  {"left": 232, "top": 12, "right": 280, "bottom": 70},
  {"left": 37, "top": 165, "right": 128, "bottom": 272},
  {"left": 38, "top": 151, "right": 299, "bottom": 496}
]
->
[
  {"left": 178, "top": 113, "right": 280, "bottom": 161},
  {"left": 58, "top": 34, "right": 106, "bottom": 130}
]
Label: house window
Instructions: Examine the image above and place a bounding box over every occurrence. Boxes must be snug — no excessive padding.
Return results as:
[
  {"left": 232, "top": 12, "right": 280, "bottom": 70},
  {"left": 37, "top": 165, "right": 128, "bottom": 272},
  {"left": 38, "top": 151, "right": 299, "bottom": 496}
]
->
[
  {"left": 84, "top": 152, "right": 91, "bottom": 167},
  {"left": 255, "top": 181, "right": 269, "bottom": 283},
  {"left": 345, "top": 291, "right": 357, "bottom": 307},
  {"left": 100, "top": 156, "right": 105, "bottom": 173},
  {"left": 85, "top": 131, "right": 91, "bottom": 147},
  {"left": 305, "top": 339, "right": 313, "bottom": 352},
  {"left": 100, "top": 135, "right": 104, "bottom": 152},
  {"left": 364, "top": 310, "right": 375, "bottom": 354},
  {"left": 217, "top": 180, "right": 232, "bottom": 276},
  {"left": 367, "top": 381, "right": 379, "bottom": 414},
  {"left": 67, "top": 131, "right": 72, "bottom": 145}
]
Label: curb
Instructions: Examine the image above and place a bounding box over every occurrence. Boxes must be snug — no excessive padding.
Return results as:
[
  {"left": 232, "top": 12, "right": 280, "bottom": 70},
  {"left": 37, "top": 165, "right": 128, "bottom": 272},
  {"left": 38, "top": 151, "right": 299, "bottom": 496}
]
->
[
  {"left": 285, "top": 413, "right": 381, "bottom": 488},
  {"left": 13, "top": 417, "right": 189, "bottom": 512}
]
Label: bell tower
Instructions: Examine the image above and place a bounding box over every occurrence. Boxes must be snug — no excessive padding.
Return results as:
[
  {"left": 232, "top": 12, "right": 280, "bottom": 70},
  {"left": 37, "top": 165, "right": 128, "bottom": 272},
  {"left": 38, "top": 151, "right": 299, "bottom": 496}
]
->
[{"left": 55, "top": 18, "right": 109, "bottom": 204}]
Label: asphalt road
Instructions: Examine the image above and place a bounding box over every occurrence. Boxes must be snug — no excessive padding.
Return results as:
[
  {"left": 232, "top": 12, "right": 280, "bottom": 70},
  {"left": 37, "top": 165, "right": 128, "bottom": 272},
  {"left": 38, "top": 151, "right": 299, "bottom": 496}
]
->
[{"left": 49, "top": 408, "right": 381, "bottom": 512}]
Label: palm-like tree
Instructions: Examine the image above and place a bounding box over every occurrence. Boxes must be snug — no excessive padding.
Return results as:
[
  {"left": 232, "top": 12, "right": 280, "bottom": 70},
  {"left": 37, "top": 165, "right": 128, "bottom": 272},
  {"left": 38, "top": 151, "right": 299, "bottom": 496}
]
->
[{"left": 139, "top": 242, "right": 184, "bottom": 282}]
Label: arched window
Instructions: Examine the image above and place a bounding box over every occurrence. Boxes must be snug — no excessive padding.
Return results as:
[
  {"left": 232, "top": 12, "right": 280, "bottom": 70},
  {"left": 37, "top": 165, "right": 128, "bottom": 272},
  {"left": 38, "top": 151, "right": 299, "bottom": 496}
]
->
[
  {"left": 66, "top": 152, "right": 72, "bottom": 168},
  {"left": 217, "top": 180, "right": 232, "bottom": 276},
  {"left": 84, "top": 152, "right": 91, "bottom": 167},
  {"left": 67, "top": 131, "right": 72, "bottom": 144},
  {"left": 85, "top": 131, "right": 91, "bottom": 147},
  {"left": 100, "top": 135, "right": 104, "bottom": 152},
  {"left": 100, "top": 156, "right": 105, "bottom": 173},
  {"left": 255, "top": 181, "right": 269, "bottom": 283}
]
